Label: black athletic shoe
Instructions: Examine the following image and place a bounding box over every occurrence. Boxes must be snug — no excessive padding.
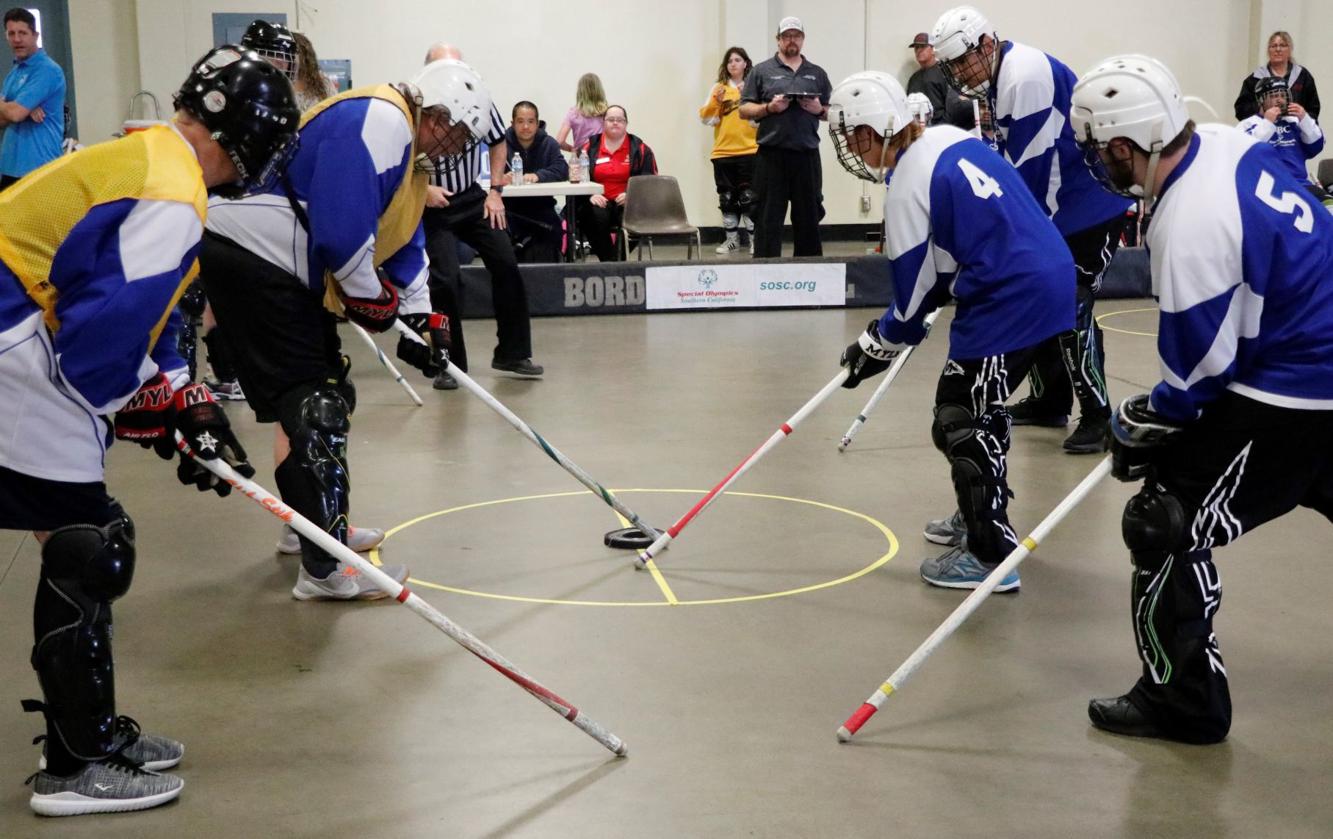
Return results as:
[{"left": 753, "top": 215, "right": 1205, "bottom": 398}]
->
[
  {"left": 433, "top": 370, "right": 459, "bottom": 390},
  {"left": 1008, "top": 396, "right": 1068, "bottom": 427},
  {"left": 1063, "top": 415, "right": 1110, "bottom": 453},
  {"left": 1088, "top": 695, "right": 1167, "bottom": 739},
  {"left": 492, "top": 358, "right": 544, "bottom": 378}
]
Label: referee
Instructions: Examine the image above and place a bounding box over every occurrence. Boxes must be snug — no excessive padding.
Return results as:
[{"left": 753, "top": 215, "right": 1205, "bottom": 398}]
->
[{"left": 422, "top": 43, "right": 542, "bottom": 390}]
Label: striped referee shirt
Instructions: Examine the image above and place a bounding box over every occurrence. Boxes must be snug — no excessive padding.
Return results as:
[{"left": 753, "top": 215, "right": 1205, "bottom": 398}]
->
[{"left": 428, "top": 102, "right": 507, "bottom": 191}]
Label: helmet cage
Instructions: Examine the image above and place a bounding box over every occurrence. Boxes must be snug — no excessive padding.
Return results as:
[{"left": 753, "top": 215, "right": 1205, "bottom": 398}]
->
[
  {"left": 829, "top": 110, "right": 900, "bottom": 183},
  {"left": 941, "top": 42, "right": 994, "bottom": 99},
  {"left": 1255, "top": 78, "right": 1290, "bottom": 114}
]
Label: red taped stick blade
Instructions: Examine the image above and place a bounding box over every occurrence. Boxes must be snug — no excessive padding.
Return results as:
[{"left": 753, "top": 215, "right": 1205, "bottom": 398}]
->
[{"left": 838, "top": 703, "right": 878, "bottom": 741}]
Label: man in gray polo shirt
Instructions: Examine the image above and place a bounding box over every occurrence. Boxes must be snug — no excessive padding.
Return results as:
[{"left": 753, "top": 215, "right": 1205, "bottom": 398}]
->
[{"left": 739, "top": 16, "right": 832, "bottom": 258}]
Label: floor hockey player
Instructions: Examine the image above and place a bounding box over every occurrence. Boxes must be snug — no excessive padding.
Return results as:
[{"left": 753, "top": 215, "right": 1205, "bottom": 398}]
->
[
  {"left": 931, "top": 6, "right": 1133, "bottom": 454},
  {"left": 0, "top": 46, "right": 297, "bottom": 815},
  {"left": 827, "top": 70, "right": 1073, "bottom": 592},
  {"left": 1072, "top": 55, "right": 1333, "bottom": 743},
  {"left": 199, "top": 59, "right": 485, "bottom": 600},
  {"left": 1237, "top": 75, "right": 1326, "bottom": 200}
]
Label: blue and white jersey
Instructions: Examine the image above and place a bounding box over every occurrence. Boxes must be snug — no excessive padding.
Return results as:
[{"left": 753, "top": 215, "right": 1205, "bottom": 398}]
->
[
  {"left": 1146, "top": 124, "right": 1333, "bottom": 421},
  {"left": 204, "top": 95, "right": 429, "bottom": 311},
  {"left": 1237, "top": 114, "right": 1324, "bottom": 185},
  {"left": 879, "top": 125, "right": 1073, "bottom": 359},
  {"left": 990, "top": 41, "right": 1132, "bottom": 237}
]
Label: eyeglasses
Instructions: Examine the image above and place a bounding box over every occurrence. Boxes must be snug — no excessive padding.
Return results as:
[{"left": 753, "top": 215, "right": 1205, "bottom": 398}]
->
[
  {"left": 1269, "top": 43, "right": 1290, "bottom": 50},
  {"left": 604, "top": 116, "right": 627, "bottom": 123},
  {"left": 779, "top": 33, "right": 804, "bottom": 41}
]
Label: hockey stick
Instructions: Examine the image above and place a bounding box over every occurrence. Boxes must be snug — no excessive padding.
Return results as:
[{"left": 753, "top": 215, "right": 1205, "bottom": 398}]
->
[
  {"left": 393, "top": 320, "right": 663, "bottom": 543},
  {"left": 838, "top": 310, "right": 940, "bottom": 451},
  {"left": 174, "top": 432, "right": 628, "bottom": 757},
  {"left": 633, "top": 369, "right": 851, "bottom": 570},
  {"left": 349, "top": 321, "right": 423, "bottom": 407},
  {"left": 836, "top": 456, "right": 1112, "bottom": 742}
]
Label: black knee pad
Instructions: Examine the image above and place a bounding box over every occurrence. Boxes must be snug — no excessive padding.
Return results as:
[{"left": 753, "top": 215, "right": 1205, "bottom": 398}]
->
[
  {"left": 1123, "top": 485, "right": 1187, "bottom": 567},
  {"left": 279, "top": 388, "right": 352, "bottom": 573},
  {"left": 739, "top": 188, "right": 757, "bottom": 213},
  {"left": 931, "top": 402, "right": 975, "bottom": 455},
  {"left": 39, "top": 517, "right": 137, "bottom": 605},
  {"left": 718, "top": 189, "right": 739, "bottom": 215},
  {"left": 300, "top": 388, "right": 351, "bottom": 436}
]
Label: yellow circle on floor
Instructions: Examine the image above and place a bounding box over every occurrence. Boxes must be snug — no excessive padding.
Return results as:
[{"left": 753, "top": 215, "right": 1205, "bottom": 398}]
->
[
  {"left": 1096, "top": 306, "right": 1158, "bottom": 337},
  {"left": 371, "top": 489, "right": 898, "bottom": 607}
]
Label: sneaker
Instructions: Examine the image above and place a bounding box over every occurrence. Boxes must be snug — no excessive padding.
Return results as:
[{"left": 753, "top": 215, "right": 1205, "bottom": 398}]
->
[
  {"left": 433, "top": 370, "right": 459, "bottom": 390},
  {"left": 28, "top": 754, "right": 183, "bottom": 817},
  {"left": 204, "top": 379, "right": 245, "bottom": 401},
  {"left": 923, "top": 509, "right": 966, "bottom": 547},
  {"left": 749, "top": 239, "right": 755, "bottom": 256},
  {"left": 1087, "top": 694, "right": 1167, "bottom": 739},
  {"left": 920, "top": 545, "right": 1020, "bottom": 592},
  {"left": 1063, "top": 415, "right": 1110, "bottom": 454},
  {"left": 714, "top": 235, "right": 740, "bottom": 254},
  {"left": 292, "top": 561, "right": 410, "bottom": 601},
  {"left": 276, "top": 525, "right": 386, "bottom": 556},
  {"left": 1008, "top": 396, "right": 1068, "bottom": 427},
  {"left": 40, "top": 717, "right": 182, "bottom": 772},
  {"left": 491, "top": 357, "right": 544, "bottom": 378}
]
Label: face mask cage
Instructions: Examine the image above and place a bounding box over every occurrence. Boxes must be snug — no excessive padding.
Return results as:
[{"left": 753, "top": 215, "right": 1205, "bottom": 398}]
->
[
  {"left": 414, "top": 107, "right": 480, "bottom": 172},
  {"left": 829, "top": 113, "right": 881, "bottom": 182},
  {"left": 941, "top": 44, "right": 992, "bottom": 99},
  {"left": 1257, "top": 89, "right": 1290, "bottom": 114},
  {"left": 1077, "top": 137, "right": 1142, "bottom": 199},
  {"left": 250, "top": 46, "right": 298, "bottom": 81}
]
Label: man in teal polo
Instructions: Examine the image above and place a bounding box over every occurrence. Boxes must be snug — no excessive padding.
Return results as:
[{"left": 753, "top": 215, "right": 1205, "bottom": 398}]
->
[{"left": 0, "top": 7, "right": 65, "bottom": 189}]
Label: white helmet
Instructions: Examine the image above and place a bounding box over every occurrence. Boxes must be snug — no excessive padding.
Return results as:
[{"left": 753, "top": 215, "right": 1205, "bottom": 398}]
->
[
  {"left": 410, "top": 58, "right": 491, "bottom": 141},
  {"left": 906, "top": 92, "right": 934, "bottom": 125},
  {"left": 931, "top": 6, "right": 998, "bottom": 98},
  {"left": 1070, "top": 54, "right": 1190, "bottom": 200},
  {"left": 827, "top": 71, "right": 910, "bottom": 182}
]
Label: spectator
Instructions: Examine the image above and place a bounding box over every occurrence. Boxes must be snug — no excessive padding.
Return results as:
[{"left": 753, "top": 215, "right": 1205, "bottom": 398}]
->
[
  {"left": 578, "top": 104, "right": 657, "bottom": 262},
  {"left": 907, "top": 30, "right": 983, "bottom": 131},
  {"left": 1233, "top": 31, "right": 1319, "bottom": 122},
  {"left": 0, "top": 7, "right": 65, "bottom": 189},
  {"left": 556, "top": 72, "right": 608, "bottom": 154},
  {"left": 503, "top": 100, "right": 569, "bottom": 263},
  {"left": 1238, "top": 76, "right": 1325, "bottom": 199},
  {"left": 700, "top": 46, "right": 758, "bottom": 255},
  {"left": 739, "top": 16, "right": 832, "bottom": 257},
  {"left": 420, "top": 42, "right": 543, "bottom": 390},
  {"left": 292, "top": 31, "right": 333, "bottom": 109}
]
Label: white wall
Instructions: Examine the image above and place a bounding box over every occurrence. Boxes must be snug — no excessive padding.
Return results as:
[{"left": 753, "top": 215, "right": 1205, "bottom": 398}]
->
[{"left": 62, "top": 1, "right": 1331, "bottom": 223}]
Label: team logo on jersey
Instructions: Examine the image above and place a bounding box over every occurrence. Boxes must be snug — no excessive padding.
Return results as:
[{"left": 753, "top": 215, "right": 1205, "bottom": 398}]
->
[{"left": 697, "top": 269, "right": 718, "bottom": 289}]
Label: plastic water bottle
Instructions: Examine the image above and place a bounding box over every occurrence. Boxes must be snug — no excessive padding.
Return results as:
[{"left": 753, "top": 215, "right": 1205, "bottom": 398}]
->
[
  {"left": 578, "top": 149, "right": 590, "bottom": 183},
  {"left": 510, "top": 152, "right": 524, "bottom": 186},
  {"left": 568, "top": 151, "right": 582, "bottom": 183}
]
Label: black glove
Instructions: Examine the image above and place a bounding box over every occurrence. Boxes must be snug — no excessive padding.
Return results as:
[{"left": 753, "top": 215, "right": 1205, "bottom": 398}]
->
[
  {"left": 396, "top": 312, "right": 453, "bottom": 377},
  {"left": 172, "top": 383, "right": 255, "bottom": 496},
  {"left": 113, "top": 372, "right": 177, "bottom": 460},
  {"left": 339, "top": 275, "right": 400, "bottom": 333},
  {"left": 840, "top": 320, "right": 901, "bottom": 389},
  {"left": 1110, "top": 394, "right": 1184, "bottom": 482}
]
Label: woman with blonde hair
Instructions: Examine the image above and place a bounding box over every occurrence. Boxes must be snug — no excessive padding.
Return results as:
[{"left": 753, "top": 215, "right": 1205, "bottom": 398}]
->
[
  {"left": 556, "top": 72, "right": 608, "bottom": 153},
  {"left": 1232, "top": 30, "right": 1320, "bottom": 121},
  {"left": 291, "top": 31, "right": 333, "bottom": 110}
]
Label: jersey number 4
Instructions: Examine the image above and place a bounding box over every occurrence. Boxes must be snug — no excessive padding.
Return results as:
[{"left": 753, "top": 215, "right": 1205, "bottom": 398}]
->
[
  {"left": 1256, "top": 170, "right": 1313, "bottom": 233},
  {"left": 958, "top": 158, "right": 1004, "bottom": 199}
]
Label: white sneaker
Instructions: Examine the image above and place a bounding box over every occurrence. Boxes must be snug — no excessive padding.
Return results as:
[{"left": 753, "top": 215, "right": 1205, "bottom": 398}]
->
[
  {"left": 292, "top": 561, "right": 409, "bottom": 601},
  {"left": 276, "top": 525, "right": 386, "bottom": 555},
  {"left": 714, "top": 234, "right": 740, "bottom": 254}
]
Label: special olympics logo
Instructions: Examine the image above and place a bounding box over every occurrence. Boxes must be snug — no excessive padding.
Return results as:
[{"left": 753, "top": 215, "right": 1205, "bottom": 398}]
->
[{"left": 698, "top": 269, "right": 718, "bottom": 289}]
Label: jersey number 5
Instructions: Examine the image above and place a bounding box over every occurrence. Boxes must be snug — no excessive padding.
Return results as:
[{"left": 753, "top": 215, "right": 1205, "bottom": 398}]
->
[
  {"left": 958, "top": 158, "right": 1004, "bottom": 199},
  {"left": 1256, "top": 170, "right": 1313, "bottom": 233}
]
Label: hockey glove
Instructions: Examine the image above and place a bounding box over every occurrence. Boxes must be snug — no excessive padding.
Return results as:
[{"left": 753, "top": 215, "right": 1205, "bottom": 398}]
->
[
  {"left": 172, "top": 383, "right": 254, "bottom": 497},
  {"left": 1110, "top": 394, "right": 1184, "bottom": 482},
  {"left": 114, "top": 372, "right": 177, "bottom": 460},
  {"left": 396, "top": 312, "right": 452, "bottom": 377},
  {"left": 339, "top": 276, "right": 400, "bottom": 333},
  {"left": 840, "top": 320, "right": 900, "bottom": 389}
]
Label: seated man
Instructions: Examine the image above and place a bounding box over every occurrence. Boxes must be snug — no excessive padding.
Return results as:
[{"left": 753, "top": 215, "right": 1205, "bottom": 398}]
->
[
  {"left": 503, "top": 100, "right": 569, "bottom": 263},
  {"left": 1238, "top": 76, "right": 1326, "bottom": 200}
]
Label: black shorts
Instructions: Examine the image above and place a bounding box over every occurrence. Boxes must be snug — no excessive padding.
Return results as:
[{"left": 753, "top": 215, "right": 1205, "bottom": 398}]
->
[
  {"left": 199, "top": 232, "right": 343, "bottom": 426},
  {"left": 0, "top": 464, "right": 118, "bottom": 531},
  {"left": 1065, "top": 214, "right": 1128, "bottom": 292}
]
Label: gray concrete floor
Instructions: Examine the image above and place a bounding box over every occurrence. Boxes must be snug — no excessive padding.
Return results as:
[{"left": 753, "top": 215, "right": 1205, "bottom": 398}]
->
[{"left": 2, "top": 301, "right": 1330, "bottom": 837}]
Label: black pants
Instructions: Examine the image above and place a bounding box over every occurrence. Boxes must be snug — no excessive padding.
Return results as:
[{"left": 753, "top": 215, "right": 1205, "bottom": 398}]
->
[
  {"left": 934, "top": 345, "right": 1040, "bottom": 565},
  {"left": 1123, "top": 393, "right": 1333, "bottom": 742},
  {"left": 1022, "top": 214, "right": 1127, "bottom": 418},
  {"left": 713, "top": 155, "right": 757, "bottom": 231},
  {"left": 752, "top": 146, "right": 823, "bottom": 258},
  {"left": 424, "top": 184, "right": 533, "bottom": 371},
  {"left": 578, "top": 198, "right": 626, "bottom": 263},
  {"left": 508, "top": 212, "right": 563, "bottom": 264}
]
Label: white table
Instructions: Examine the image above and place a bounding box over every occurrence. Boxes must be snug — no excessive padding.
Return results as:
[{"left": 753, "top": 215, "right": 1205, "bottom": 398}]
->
[{"left": 500, "top": 181, "right": 604, "bottom": 262}]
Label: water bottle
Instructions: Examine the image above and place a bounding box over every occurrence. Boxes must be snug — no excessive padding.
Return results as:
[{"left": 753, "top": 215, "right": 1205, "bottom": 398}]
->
[
  {"left": 578, "top": 149, "right": 590, "bottom": 183},
  {"left": 568, "top": 151, "right": 581, "bottom": 183},
  {"left": 510, "top": 152, "right": 524, "bottom": 186}
]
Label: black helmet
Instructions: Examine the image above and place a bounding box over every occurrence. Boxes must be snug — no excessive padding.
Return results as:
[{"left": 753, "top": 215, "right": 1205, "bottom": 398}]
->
[
  {"left": 240, "top": 20, "right": 298, "bottom": 80},
  {"left": 1255, "top": 75, "right": 1290, "bottom": 113},
  {"left": 174, "top": 45, "right": 300, "bottom": 198}
]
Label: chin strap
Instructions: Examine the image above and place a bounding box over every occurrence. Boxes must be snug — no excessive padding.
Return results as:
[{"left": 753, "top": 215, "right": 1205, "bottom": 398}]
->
[{"left": 1140, "top": 149, "right": 1163, "bottom": 205}]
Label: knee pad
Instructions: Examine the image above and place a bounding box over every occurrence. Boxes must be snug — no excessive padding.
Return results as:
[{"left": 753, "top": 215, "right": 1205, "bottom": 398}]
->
[
  {"left": 739, "top": 188, "right": 757, "bottom": 213},
  {"left": 39, "top": 517, "right": 137, "bottom": 606},
  {"left": 718, "top": 190, "right": 739, "bottom": 215},
  {"left": 1123, "top": 485, "right": 1187, "bottom": 567},
  {"left": 931, "top": 403, "right": 975, "bottom": 455},
  {"left": 300, "top": 388, "right": 351, "bottom": 437},
  {"left": 178, "top": 279, "right": 207, "bottom": 319}
]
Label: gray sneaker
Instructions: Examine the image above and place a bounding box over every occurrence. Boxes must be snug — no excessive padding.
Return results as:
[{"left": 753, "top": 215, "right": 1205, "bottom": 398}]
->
[
  {"left": 923, "top": 509, "right": 966, "bottom": 547},
  {"left": 292, "top": 561, "right": 409, "bottom": 601},
  {"left": 276, "top": 525, "right": 386, "bottom": 556},
  {"left": 41, "top": 716, "right": 182, "bottom": 772},
  {"left": 28, "top": 754, "right": 183, "bottom": 817},
  {"left": 920, "top": 544, "right": 1020, "bottom": 593}
]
